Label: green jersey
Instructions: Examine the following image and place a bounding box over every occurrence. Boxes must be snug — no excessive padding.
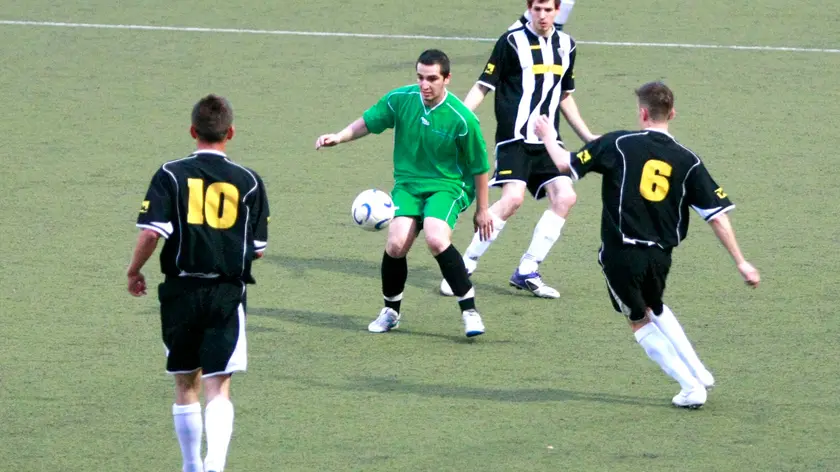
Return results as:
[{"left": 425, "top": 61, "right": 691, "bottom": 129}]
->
[{"left": 362, "top": 84, "right": 490, "bottom": 195}]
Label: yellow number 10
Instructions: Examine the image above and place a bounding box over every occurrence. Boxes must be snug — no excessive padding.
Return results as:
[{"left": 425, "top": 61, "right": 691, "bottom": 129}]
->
[
  {"left": 187, "top": 178, "right": 239, "bottom": 229},
  {"left": 639, "top": 159, "right": 672, "bottom": 202}
]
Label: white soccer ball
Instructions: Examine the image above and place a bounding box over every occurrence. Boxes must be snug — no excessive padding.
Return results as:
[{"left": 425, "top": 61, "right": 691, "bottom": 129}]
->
[{"left": 351, "top": 189, "right": 395, "bottom": 231}]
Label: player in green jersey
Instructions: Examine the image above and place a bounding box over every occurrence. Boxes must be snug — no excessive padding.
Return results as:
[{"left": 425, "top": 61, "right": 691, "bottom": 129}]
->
[{"left": 316, "top": 49, "right": 493, "bottom": 337}]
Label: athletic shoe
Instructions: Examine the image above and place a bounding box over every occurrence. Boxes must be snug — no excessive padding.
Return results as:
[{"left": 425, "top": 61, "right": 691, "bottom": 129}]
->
[
  {"left": 368, "top": 307, "right": 400, "bottom": 333},
  {"left": 672, "top": 387, "right": 707, "bottom": 409},
  {"left": 462, "top": 309, "right": 485, "bottom": 337},
  {"left": 508, "top": 270, "right": 560, "bottom": 299}
]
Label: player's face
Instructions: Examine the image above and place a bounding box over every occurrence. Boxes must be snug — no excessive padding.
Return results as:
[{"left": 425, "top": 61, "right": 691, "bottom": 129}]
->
[
  {"left": 416, "top": 63, "right": 450, "bottom": 106},
  {"left": 529, "top": 1, "right": 558, "bottom": 36}
]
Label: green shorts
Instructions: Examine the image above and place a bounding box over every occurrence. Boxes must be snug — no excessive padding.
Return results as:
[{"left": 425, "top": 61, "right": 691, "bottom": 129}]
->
[{"left": 391, "top": 181, "right": 474, "bottom": 229}]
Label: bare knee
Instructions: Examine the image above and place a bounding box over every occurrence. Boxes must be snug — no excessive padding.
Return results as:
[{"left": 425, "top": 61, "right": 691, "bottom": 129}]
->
[
  {"left": 203, "top": 373, "right": 232, "bottom": 402},
  {"left": 495, "top": 191, "right": 525, "bottom": 219},
  {"left": 174, "top": 370, "right": 202, "bottom": 404},
  {"left": 548, "top": 179, "right": 577, "bottom": 217},
  {"left": 385, "top": 236, "right": 411, "bottom": 258}
]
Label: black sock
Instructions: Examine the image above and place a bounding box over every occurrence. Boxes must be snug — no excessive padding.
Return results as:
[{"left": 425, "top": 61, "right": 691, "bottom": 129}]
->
[
  {"left": 434, "top": 245, "right": 476, "bottom": 311},
  {"left": 381, "top": 251, "right": 407, "bottom": 313}
]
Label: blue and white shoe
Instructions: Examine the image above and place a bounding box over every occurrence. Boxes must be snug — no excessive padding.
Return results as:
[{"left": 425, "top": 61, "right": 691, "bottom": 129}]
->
[
  {"left": 368, "top": 308, "right": 400, "bottom": 333},
  {"left": 462, "top": 309, "right": 485, "bottom": 337},
  {"left": 508, "top": 270, "right": 560, "bottom": 299}
]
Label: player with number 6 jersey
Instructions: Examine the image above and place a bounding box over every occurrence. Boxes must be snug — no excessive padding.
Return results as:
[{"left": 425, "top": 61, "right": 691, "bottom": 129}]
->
[{"left": 534, "top": 81, "right": 760, "bottom": 409}]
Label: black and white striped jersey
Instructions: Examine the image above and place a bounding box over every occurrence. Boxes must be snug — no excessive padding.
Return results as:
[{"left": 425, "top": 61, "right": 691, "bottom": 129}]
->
[
  {"left": 136, "top": 150, "right": 270, "bottom": 283},
  {"left": 570, "top": 129, "right": 734, "bottom": 250},
  {"left": 477, "top": 23, "right": 576, "bottom": 146}
]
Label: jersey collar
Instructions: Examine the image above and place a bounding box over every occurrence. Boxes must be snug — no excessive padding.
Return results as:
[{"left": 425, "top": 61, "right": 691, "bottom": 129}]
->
[
  {"left": 192, "top": 149, "right": 228, "bottom": 158},
  {"left": 644, "top": 128, "right": 674, "bottom": 139},
  {"left": 422, "top": 89, "right": 449, "bottom": 115},
  {"left": 525, "top": 21, "right": 556, "bottom": 39}
]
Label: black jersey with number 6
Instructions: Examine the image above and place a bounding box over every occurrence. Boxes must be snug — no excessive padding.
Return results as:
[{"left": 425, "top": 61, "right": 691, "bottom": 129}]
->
[
  {"left": 570, "top": 129, "right": 734, "bottom": 250},
  {"left": 136, "top": 150, "right": 269, "bottom": 283}
]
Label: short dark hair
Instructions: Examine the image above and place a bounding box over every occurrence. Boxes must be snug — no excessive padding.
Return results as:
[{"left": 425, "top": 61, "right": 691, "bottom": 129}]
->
[
  {"left": 527, "top": 0, "right": 560, "bottom": 7},
  {"left": 191, "top": 94, "right": 233, "bottom": 143},
  {"left": 417, "top": 49, "right": 451, "bottom": 77},
  {"left": 635, "top": 81, "right": 674, "bottom": 121}
]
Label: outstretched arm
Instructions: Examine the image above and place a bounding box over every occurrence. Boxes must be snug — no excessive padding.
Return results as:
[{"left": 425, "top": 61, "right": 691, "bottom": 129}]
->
[
  {"left": 315, "top": 118, "right": 370, "bottom": 149},
  {"left": 708, "top": 213, "right": 760, "bottom": 287},
  {"left": 534, "top": 115, "right": 573, "bottom": 173}
]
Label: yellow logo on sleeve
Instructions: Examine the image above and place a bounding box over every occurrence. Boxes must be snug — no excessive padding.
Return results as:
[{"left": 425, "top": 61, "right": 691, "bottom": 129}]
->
[
  {"left": 576, "top": 150, "right": 592, "bottom": 164},
  {"left": 484, "top": 63, "right": 496, "bottom": 75},
  {"left": 715, "top": 187, "right": 727, "bottom": 199},
  {"left": 140, "top": 201, "right": 150, "bottom": 213}
]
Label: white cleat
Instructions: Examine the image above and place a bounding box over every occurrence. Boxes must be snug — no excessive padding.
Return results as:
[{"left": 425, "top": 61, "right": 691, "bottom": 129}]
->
[
  {"left": 462, "top": 309, "right": 485, "bottom": 338},
  {"left": 672, "top": 387, "right": 707, "bottom": 409},
  {"left": 368, "top": 308, "right": 400, "bottom": 333},
  {"left": 695, "top": 369, "right": 715, "bottom": 390}
]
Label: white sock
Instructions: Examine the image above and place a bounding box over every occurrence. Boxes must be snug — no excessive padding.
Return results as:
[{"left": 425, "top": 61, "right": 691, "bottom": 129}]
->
[
  {"left": 557, "top": 0, "right": 575, "bottom": 25},
  {"left": 172, "top": 403, "right": 203, "bottom": 472},
  {"left": 651, "top": 305, "right": 708, "bottom": 377},
  {"left": 463, "top": 211, "right": 506, "bottom": 272},
  {"left": 634, "top": 323, "right": 700, "bottom": 391},
  {"left": 204, "top": 397, "right": 234, "bottom": 472},
  {"left": 518, "top": 210, "right": 565, "bottom": 275}
]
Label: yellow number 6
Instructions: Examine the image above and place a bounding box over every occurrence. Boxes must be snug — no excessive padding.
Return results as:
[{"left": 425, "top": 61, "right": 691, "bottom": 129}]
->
[
  {"left": 639, "top": 160, "right": 672, "bottom": 202},
  {"left": 187, "top": 178, "right": 240, "bottom": 229}
]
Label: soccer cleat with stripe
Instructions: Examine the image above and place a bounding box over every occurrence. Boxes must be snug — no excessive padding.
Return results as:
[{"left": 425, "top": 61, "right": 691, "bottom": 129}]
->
[
  {"left": 671, "top": 387, "right": 707, "bottom": 409},
  {"left": 462, "top": 309, "right": 485, "bottom": 337},
  {"left": 508, "top": 270, "right": 560, "bottom": 299}
]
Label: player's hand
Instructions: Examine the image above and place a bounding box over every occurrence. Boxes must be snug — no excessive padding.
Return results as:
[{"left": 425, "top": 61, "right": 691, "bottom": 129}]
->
[
  {"left": 127, "top": 271, "right": 147, "bottom": 297},
  {"left": 473, "top": 208, "right": 494, "bottom": 242},
  {"left": 534, "top": 115, "right": 557, "bottom": 142},
  {"left": 737, "top": 261, "right": 760, "bottom": 288},
  {"left": 315, "top": 134, "right": 341, "bottom": 149}
]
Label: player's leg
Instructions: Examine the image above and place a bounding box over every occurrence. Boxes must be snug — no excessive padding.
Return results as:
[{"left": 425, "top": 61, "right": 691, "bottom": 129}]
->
[
  {"left": 599, "top": 247, "right": 705, "bottom": 407},
  {"left": 644, "top": 252, "right": 715, "bottom": 389},
  {"left": 441, "top": 143, "right": 528, "bottom": 296},
  {"left": 199, "top": 282, "right": 248, "bottom": 472},
  {"left": 159, "top": 281, "right": 205, "bottom": 472},
  {"left": 370, "top": 184, "right": 422, "bottom": 332},
  {"left": 173, "top": 371, "right": 203, "bottom": 472},
  {"left": 424, "top": 189, "right": 484, "bottom": 337},
  {"left": 509, "top": 154, "right": 574, "bottom": 298}
]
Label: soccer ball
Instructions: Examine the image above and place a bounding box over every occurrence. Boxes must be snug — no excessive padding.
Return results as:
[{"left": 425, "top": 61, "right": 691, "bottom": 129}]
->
[{"left": 351, "top": 189, "right": 395, "bottom": 231}]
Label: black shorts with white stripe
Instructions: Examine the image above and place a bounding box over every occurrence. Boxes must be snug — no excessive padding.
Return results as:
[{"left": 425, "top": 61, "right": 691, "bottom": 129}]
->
[
  {"left": 598, "top": 244, "right": 672, "bottom": 322},
  {"left": 490, "top": 141, "right": 573, "bottom": 199},
  {"left": 158, "top": 277, "right": 247, "bottom": 377}
]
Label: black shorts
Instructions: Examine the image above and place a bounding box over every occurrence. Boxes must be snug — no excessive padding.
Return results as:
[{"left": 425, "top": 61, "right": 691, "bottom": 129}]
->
[
  {"left": 490, "top": 141, "right": 573, "bottom": 199},
  {"left": 158, "top": 277, "right": 247, "bottom": 377},
  {"left": 598, "top": 244, "right": 672, "bottom": 322}
]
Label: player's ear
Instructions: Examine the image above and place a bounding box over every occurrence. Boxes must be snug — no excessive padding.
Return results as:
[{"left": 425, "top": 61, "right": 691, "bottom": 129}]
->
[
  {"left": 189, "top": 125, "right": 198, "bottom": 139},
  {"left": 668, "top": 108, "right": 676, "bottom": 121},
  {"left": 227, "top": 125, "right": 235, "bottom": 141},
  {"left": 443, "top": 73, "right": 451, "bottom": 86}
]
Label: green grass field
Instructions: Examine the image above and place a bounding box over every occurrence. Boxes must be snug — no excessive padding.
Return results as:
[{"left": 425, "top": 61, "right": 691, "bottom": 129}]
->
[{"left": 2, "top": 1, "right": 839, "bottom": 471}]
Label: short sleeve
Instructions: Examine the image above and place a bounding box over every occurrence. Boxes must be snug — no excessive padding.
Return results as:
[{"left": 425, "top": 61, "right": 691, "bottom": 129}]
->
[
  {"left": 569, "top": 133, "right": 619, "bottom": 180},
  {"left": 561, "top": 41, "right": 576, "bottom": 92},
  {"left": 477, "top": 35, "right": 512, "bottom": 91},
  {"left": 459, "top": 116, "right": 490, "bottom": 175},
  {"left": 250, "top": 172, "right": 269, "bottom": 254},
  {"left": 136, "top": 168, "right": 175, "bottom": 238},
  {"left": 362, "top": 92, "right": 397, "bottom": 134},
  {"left": 685, "top": 162, "right": 735, "bottom": 221}
]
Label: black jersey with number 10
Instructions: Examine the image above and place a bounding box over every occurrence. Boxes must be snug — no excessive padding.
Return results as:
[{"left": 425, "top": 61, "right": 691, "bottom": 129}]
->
[
  {"left": 136, "top": 150, "right": 269, "bottom": 283},
  {"left": 571, "top": 130, "right": 734, "bottom": 250}
]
